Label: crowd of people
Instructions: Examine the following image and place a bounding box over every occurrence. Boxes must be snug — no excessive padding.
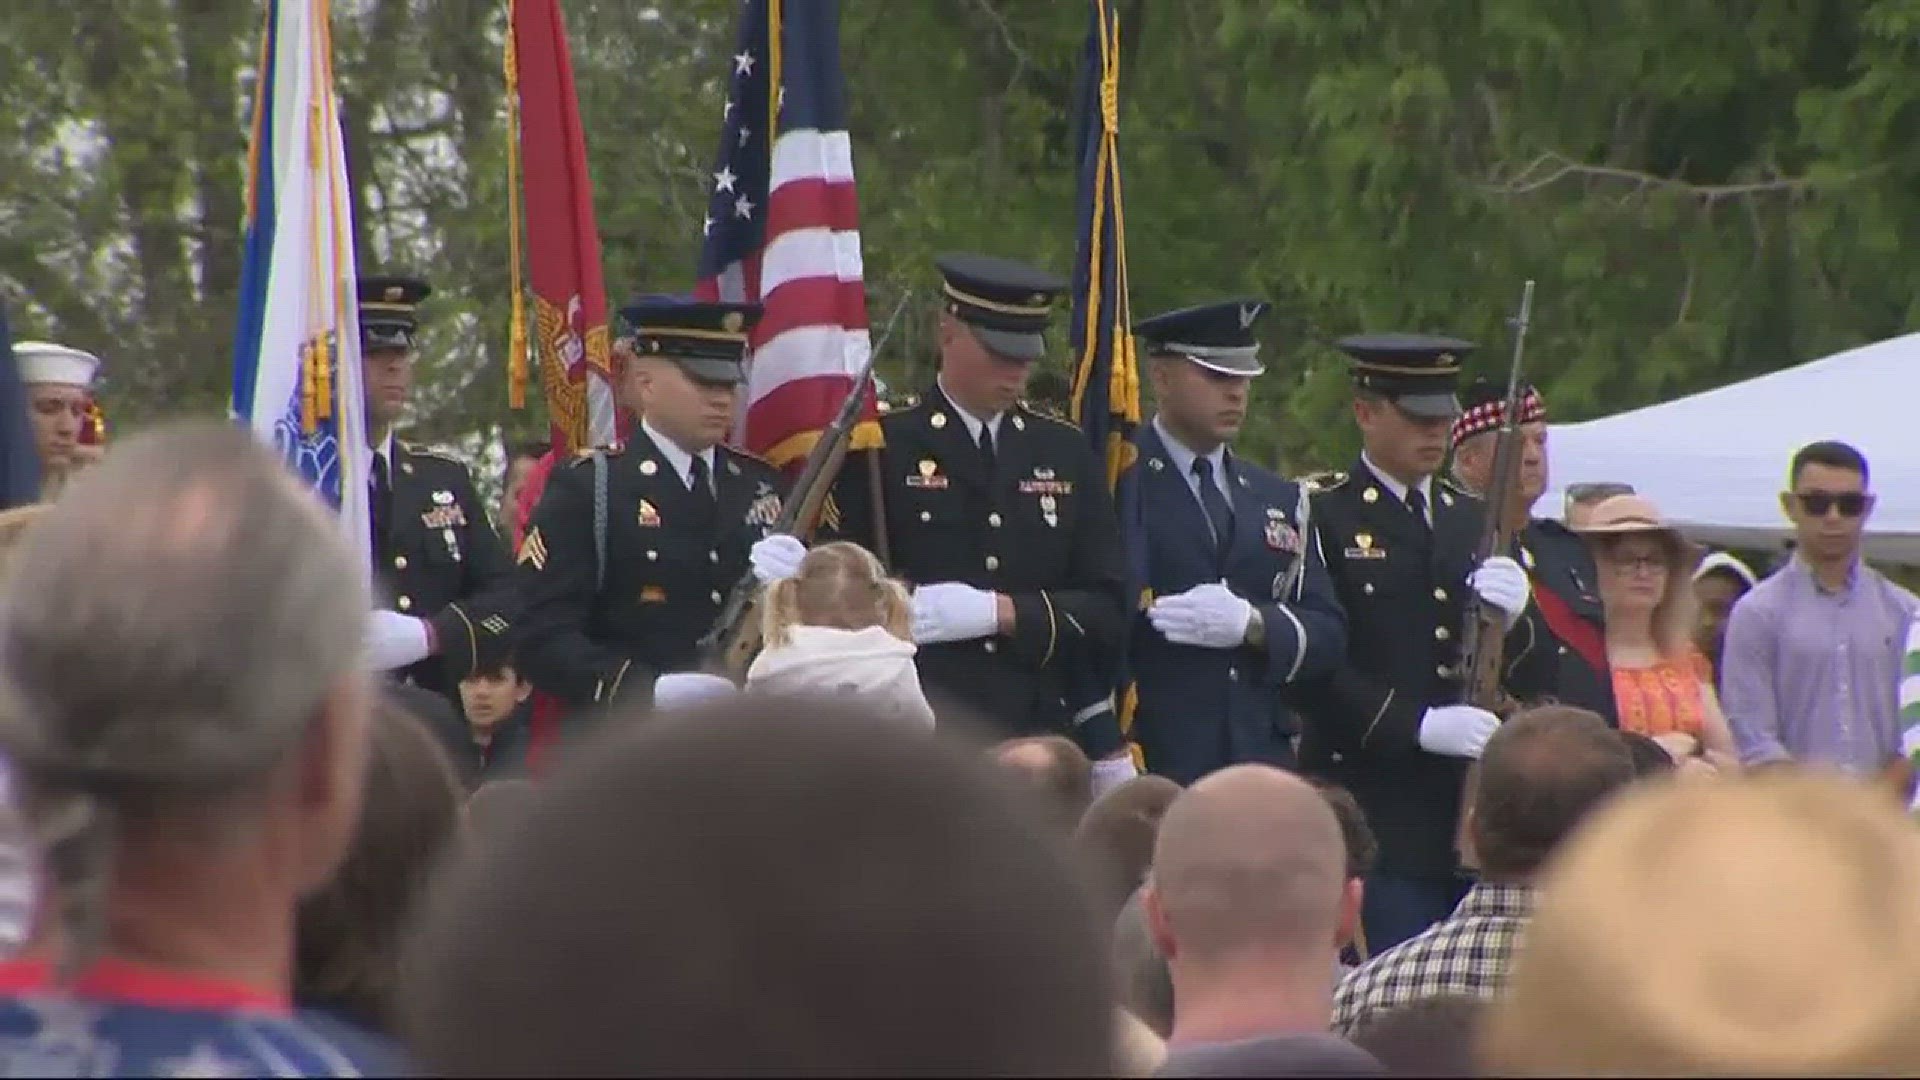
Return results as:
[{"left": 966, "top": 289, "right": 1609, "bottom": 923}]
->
[{"left": 5, "top": 247, "right": 1920, "bottom": 1075}]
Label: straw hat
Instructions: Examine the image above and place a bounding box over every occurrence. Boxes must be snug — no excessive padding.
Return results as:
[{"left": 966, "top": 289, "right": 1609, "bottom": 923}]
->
[
  {"left": 1482, "top": 772, "right": 1920, "bottom": 1075},
  {"left": 1573, "top": 493, "right": 1700, "bottom": 568}
]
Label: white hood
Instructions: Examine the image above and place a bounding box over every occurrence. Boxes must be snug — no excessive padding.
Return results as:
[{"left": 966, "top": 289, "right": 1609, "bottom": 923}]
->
[{"left": 746, "top": 625, "right": 936, "bottom": 729}]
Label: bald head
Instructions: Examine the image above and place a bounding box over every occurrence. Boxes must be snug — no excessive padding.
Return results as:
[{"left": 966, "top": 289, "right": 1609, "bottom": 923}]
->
[{"left": 1148, "top": 766, "right": 1347, "bottom": 964}]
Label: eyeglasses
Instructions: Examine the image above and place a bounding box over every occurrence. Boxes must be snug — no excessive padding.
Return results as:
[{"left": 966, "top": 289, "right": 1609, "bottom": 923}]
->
[
  {"left": 1790, "top": 492, "right": 1871, "bottom": 518},
  {"left": 1605, "top": 554, "right": 1670, "bottom": 574}
]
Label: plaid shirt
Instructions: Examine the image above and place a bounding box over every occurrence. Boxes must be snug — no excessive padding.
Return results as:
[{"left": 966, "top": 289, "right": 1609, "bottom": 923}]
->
[{"left": 1330, "top": 882, "right": 1532, "bottom": 1036}]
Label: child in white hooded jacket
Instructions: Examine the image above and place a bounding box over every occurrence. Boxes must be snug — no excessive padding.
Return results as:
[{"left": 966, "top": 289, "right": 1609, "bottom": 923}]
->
[{"left": 745, "top": 541, "right": 936, "bottom": 729}]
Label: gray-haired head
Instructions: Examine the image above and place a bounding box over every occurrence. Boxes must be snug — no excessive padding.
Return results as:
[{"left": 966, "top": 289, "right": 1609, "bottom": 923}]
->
[{"left": 0, "top": 420, "right": 373, "bottom": 980}]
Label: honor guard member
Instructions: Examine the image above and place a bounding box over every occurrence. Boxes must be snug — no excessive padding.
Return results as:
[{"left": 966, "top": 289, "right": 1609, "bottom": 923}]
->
[
  {"left": 821, "top": 254, "right": 1130, "bottom": 758},
  {"left": 1293, "top": 333, "right": 1552, "bottom": 953},
  {"left": 358, "top": 275, "right": 518, "bottom": 695},
  {"left": 516, "top": 297, "right": 796, "bottom": 712},
  {"left": 1117, "top": 300, "right": 1347, "bottom": 783},
  {"left": 13, "top": 341, "right": 102, "bottom": 500},
  {"left": 1450, "top": 377, "right": 1615, "bottom": 723}
]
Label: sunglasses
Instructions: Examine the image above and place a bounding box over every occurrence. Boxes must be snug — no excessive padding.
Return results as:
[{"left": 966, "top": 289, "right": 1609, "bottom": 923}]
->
[{"left": 1789, "top": 492, "right": 1871, "bottom": 518}]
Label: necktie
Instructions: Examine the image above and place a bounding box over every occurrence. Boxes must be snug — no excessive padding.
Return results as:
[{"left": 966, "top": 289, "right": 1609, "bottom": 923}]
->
[
  {"left": 370, "top": 453, "right": 392, "bottom": 552},
  {"left": 687, "top": 456, "right": 716, "bottom": 523},
  {"left": 1406, "top": 487, "right": 1430, "bottom": 533},
  {"left": 1192, "top": 457, "right": 1234, "bottom": 548},
  {"left": 977, "top": 424, "right": 997, "bottom": 476}
]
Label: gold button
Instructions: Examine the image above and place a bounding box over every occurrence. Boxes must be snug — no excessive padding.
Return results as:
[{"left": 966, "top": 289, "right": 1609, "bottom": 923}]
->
[
  {"left": 988, "top": 512, "right": 1002, "bottom": 528},
  {"left": 1362, "top": 583, "right": 1375, "bottom": 596},
  {"left": 647, "top": 550, "right": 658, "bottom": 561},
  {"left": 1433, "top": 587, "right": 1449, "bottom": 602},
  {"left": 919, "top": 510, "right": 932, "bottom": 523},
  {"left": 709, "top": 550, "right": 720, "bottom": 563},
  {"left": 984, "top": 640, "right": 998, "bottom": 653},
  {"left": 710, "top": 590, "right": 722, "bottom": 603},
  {"left": 397, "top": 596, "right": 412, "bottom": 611},
  {"left": 1437, "top": 663, "right": 1453, "bottom": 678},
  {"left": 393, "top": 555, "right": 408, "bottom": 570},
  {"left": 1434, "top": 626, "right": 1451, "bottom": 642},
  {"left": 985, "top": 555, "right": 1000, "bottom": 571}
]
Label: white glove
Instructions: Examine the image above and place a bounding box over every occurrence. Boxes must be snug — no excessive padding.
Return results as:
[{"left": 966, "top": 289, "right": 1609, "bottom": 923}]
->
[
  {"left": 1091, "top": 754, "right": 1140, "bottom": 798},
  {"left": 910, "top": 582, "right": 1001, "bottom": 645},
  {"left": 1418, "top": 704, "right": 1502, "bottom": 759},
  {"left": 364, "top": 610, "right": 432, "bottom": 672},
  {"left": 1147, "top": 582, "right": 1254, "bottom": 649},
  {"left": 652, "top": 671, "right": 739, "bottom": 711},
  {"left": 749, "top": 533, "right": 808, "bottom": 585},
  {"left": 1469, "top": 555, "right": 1531, "bottom": 625}
]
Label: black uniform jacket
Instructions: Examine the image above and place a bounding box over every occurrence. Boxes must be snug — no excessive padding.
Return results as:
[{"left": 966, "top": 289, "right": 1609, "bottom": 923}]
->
[
  {"left": 821, "top": 384, "right": 1128, "bottom": 738},
  {"left": 1518, "top": 517, "right": 1616, "bottom": 723},
  {"left": 374, "top": 441, "right": 517, "bottom": 694},
  {"left": 516, "top": 430, "right": 787, "bottom": 710},
  {"left": 1292, "top": 459, "right": 1556, "bottom": 877}
]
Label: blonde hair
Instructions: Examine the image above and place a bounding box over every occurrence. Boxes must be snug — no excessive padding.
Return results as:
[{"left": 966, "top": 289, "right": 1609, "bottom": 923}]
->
[
  {"left": 759, "top": 541, "right": 911, "bottom": 648},
  {"left": 1481, "top": 771, "right": 1920, "bottom": 1075},
  {"left": 1593, "top": 530, "right": 1701, "bottom": 659}
]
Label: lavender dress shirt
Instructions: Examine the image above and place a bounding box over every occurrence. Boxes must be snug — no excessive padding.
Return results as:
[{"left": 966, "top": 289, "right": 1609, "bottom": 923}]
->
[{"left": 1722, "top": 558, "right": 1918, "bottom": 774}]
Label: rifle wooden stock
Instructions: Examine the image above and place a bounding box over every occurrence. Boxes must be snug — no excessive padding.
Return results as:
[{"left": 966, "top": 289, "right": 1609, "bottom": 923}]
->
[{"left": 1455, "top": 280, "right": 1534, "bottom": 870}]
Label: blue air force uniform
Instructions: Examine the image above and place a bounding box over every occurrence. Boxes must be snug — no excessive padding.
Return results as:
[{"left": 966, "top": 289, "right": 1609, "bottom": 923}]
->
[{"left": 1115, "top": 301, "right": 1347, "bottom": 783}]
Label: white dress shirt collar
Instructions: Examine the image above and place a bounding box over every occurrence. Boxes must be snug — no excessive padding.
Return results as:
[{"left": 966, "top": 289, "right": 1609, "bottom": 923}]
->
[
  {"left": 1152, "top": 414, "right": 1229, "bottom": 492},
  {"left": 641, "top": 417, "right": 716, "bottom": 491},
  {"left": 1361, "top": 452, "right": 1433, "bottom": 519},
  {"left": 937, "top": 376, "right": 1003, "bottom": 442}
]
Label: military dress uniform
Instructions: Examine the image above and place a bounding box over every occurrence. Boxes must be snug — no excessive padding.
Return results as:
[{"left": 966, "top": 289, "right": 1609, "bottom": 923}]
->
[
  {"left": 13, "top": 341, "right": 103, "bottom": 503},
  {"left": 516, "top": 299, "right": 788, "bottom": 712},
  {"left": 823, "top": 255, "right": 1128, "bottom": 747},
  {"left": 1116, "top": 300, "right": 1348, "bottom": 783},
  {"left": 1452, "top": 377, "right": 1615, "bottom": 723},
  {"left": 1292, "top": 334, "right": 1556, "bottom": 952},
  {"left": 360, "top": 277, "right": 517, "bottom": 695}
]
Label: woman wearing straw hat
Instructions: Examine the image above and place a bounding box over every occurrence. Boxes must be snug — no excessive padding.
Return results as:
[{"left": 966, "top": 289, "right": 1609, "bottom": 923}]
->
[{"left": 1574, "top": 494, "right": 1740, "bottom": 772}]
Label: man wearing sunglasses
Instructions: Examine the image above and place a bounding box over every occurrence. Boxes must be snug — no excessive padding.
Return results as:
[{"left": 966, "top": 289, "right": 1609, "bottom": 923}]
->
[{"left": 1721, "top": 441, "right": 1918, "bottom": 789}]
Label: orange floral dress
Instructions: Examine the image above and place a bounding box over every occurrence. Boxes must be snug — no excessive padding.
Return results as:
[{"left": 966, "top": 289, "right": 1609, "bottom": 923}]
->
[{"left": 1611, "top": 650, "right": 1713, "bottom": 739}]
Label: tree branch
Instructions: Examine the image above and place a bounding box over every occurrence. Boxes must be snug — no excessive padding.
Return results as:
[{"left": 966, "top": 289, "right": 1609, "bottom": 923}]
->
[{"left": 1476, "top": 151, "right": 1839, "bottom": 205}]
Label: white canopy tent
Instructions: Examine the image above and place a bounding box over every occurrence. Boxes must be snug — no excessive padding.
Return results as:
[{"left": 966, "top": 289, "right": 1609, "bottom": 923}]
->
[{"left": 1539, "top": 332, "right": 1920, "bottom": 564}]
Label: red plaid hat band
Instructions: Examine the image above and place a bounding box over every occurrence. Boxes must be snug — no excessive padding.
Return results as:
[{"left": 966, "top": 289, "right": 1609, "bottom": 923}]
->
[{"left": 1450, "top": 389, "right": 1545, "bottom": 446}]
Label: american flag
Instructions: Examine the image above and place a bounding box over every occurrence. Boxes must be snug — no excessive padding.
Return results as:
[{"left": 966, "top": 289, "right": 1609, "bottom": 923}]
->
[{"left": 696, "top": 0, "right": 877, "bottom": 468}]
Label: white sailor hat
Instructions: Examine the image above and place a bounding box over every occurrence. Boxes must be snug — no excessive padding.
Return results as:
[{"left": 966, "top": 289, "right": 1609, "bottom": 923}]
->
[{"left": 13, "top": 342, "right": 101, "bottom": 389}]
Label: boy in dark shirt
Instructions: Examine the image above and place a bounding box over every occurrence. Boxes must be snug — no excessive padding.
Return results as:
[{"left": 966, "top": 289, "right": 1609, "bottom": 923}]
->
[{"left": 440, "top": 635, "right": 535, "bottom": 790}]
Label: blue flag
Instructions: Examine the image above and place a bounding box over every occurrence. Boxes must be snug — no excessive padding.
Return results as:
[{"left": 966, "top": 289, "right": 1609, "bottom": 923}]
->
[
  {"left": 1065, "top": 0, "right": 1144, "bottom": 760},
  {"left": 0, "top": 307, "right": 39, "bottom": 510},
  {"left": 1067, "top": 0, "right": 1139, "bottom": 492}
]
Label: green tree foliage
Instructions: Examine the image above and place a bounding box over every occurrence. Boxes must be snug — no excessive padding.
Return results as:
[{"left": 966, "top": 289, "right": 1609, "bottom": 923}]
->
[{"left": 2, "top": 0, "right": 1917, "bottom": 474}]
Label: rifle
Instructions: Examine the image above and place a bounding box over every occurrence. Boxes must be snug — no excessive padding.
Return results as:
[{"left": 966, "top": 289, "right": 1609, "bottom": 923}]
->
[
  {"left": 696, "top": 292, "right": 912, "bottom": 680},
  {"left": 1455, "top": 280, "right": 1535, "bottom": 867}
]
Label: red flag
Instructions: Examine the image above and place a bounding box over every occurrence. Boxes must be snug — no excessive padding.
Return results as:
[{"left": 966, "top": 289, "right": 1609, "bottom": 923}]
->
[{"left": 508, "top": 0, "right": 623, "bottom": 454}]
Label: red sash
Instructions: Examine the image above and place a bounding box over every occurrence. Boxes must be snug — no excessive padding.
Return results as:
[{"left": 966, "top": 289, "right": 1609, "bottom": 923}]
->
[{"left": 1533, "top": 584, "right": 1607, "bottom": 676}]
